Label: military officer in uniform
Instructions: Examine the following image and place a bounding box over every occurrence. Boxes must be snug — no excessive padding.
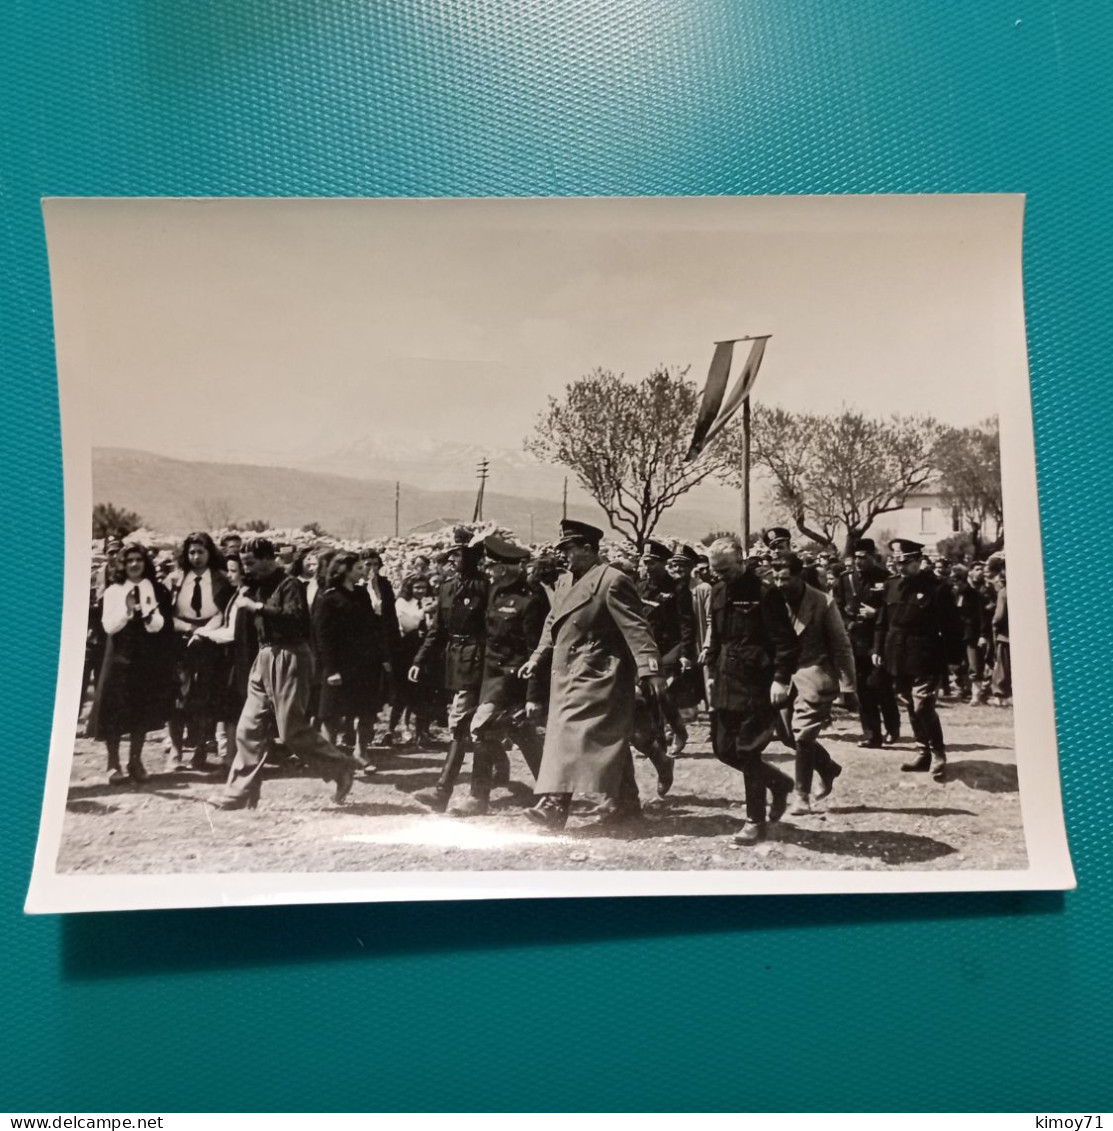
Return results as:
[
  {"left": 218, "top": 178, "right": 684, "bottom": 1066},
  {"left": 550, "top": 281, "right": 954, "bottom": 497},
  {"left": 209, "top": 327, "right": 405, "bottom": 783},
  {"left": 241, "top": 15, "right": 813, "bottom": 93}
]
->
[
  {"left": 635, "top": 538, "right": 694, "bottom": 772},
  {"left": 409, "top": 528, "right": 489, "bottom": 812},
  {"left": 449, "top": 535, "right": 550, "bottom": 817},
  {"left": 873, "top": 538, "right": 962, "bottom": 781},
  {"left": 519, "top": 519, "right": 665, "bottom": 831},
  {"left": 838, "top": 538, "right": 902, "bottom": 747},
  {"left": 763, "top": 527, "right": 793, "bottom": 553},
  {"left": 702, "top": 537, "right": 800, "bottom": 845}
]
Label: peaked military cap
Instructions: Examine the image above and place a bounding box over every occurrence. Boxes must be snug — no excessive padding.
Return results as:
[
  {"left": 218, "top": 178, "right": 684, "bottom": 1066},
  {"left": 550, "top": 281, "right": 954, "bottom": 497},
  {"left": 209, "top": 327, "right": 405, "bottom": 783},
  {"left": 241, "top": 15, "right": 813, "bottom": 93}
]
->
[
  {"left": 641, "top": 539, "right": 672, "bottom": 563},
  {"left": 669, "top": 544, "right": 702, "bottom": 566},
  {"left": 854, "top": 537, "right": 876, "bottom": 554},
  {"left": 889, "top": 538, "right": 924, "bottom": 562},
  {"left": 483, "top": 535, "right": 530, "bottom": 563},
  {"left": 556, "top": 518, "right": 604, "bottom": 548},
  {"left": 763, "top": 526, "right": 792, "bottom": 549}
]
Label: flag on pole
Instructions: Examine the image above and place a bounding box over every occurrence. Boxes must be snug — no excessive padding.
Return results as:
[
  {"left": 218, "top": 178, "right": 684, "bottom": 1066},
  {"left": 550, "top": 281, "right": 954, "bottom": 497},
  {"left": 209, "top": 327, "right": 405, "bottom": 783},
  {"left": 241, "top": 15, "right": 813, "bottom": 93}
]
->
[{"left": 685, "top": 335, "right": 770, "bottom": 461}]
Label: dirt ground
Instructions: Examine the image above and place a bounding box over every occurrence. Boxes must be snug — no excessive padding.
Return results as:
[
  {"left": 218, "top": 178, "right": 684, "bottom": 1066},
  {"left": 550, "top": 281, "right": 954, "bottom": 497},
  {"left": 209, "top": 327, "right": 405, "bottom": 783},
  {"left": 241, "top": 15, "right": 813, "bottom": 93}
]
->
[{"left": 56, "top": 695, "right": 1025, "bottom": 875}]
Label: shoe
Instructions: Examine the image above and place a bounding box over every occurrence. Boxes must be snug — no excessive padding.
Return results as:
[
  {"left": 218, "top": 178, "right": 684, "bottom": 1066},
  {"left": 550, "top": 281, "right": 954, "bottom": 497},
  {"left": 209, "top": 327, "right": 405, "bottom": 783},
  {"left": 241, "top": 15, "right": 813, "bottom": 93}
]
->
[
  {"left": 731, "top": 821, "right": 768, "bottom": 846},
  {"left": 768, "top": 778, "right": 792, "bottom": 823},
  {"left": 585, "top": 798, "right": 643, "bottom": 827},
  {"left": 189, "top": 758, "right": 216, "bottom": 772},
  {"left": 930, "top": 752, "right": 947, "bottom": 781},
  {"left": 883, "top": 732, "right": 900, "bottom": 746},
  {"left": 656, "top": 757, "right": 675, "bottom": 798},
  {"left": 667, "top": 726, "right": 688, "bottom": 758},
  {"left": 414, "top": 786, "right": 452, "bottom": 813},
  {"left": 815, "top": 760, "right": 842, "bottom": 801},
  {"left": 333, "top": 765, "right": 356, "bottom": 804},
  {"left": 857, "top": 737, "right": 883, "bottom": 749},
  {"left": 789, "top": 790, "right": 812, "bottom": 816},
  {"left": 212, "top": 791, "right": 259, "bottom": 811},
  {"left": 107, "top": 768, "right": 128, "bottom": 786},
  {"left": 901, "top": 750, "right": 932, "bottom": 773},
  {"left": 127, "top": 760, "right": 149, "bottom": 784},
  {"left": 524, "top": 795, "right": 569, "bottom": 831},
  {"left": 451, "top": 795, "right": 490, "bottom": 818}
]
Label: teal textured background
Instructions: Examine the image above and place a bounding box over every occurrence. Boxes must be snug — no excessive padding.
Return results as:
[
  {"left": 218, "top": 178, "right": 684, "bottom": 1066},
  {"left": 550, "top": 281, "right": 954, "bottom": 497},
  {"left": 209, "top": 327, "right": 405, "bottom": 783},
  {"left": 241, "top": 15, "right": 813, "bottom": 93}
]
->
[{"left": 2, "top": 0, "right": 1110, "bottom": 1112}]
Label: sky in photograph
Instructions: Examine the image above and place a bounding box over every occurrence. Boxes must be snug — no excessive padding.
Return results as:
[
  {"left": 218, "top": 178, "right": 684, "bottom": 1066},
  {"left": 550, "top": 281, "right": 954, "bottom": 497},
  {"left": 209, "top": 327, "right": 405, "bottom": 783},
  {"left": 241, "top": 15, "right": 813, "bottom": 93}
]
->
[{"left": 49, "top": 195, "right": 1020, "bottom": 471}]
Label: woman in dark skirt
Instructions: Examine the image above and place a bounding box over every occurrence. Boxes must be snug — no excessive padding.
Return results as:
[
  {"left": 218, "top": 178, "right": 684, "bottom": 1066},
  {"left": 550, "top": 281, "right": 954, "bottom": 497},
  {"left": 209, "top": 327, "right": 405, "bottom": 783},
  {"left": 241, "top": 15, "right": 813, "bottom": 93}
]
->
[
  {"left": 89, "top": 544, "right": 175, "bottom": 784},
  {"left": 313, "top": 552, "right": 386, "bottom": 771},
  {"left": 165, "top": 531, "right": 234, "bottom": 771}
]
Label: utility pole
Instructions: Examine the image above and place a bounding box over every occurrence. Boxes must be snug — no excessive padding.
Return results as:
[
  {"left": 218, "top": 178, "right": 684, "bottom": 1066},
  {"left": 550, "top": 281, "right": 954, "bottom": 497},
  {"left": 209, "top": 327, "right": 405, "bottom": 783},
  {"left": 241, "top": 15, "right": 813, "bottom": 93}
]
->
[
  {"left": 473, "top": 458, "right": 490, "bottom": 522},
  {"left": 740, "top": 398, "right": 751, "bottom": 550},
  {"left": 562, "top": 476, "right": 568, "bottom": 521},
  {"left": 394, "top": 481, "right": 400, "bottom": 538}
]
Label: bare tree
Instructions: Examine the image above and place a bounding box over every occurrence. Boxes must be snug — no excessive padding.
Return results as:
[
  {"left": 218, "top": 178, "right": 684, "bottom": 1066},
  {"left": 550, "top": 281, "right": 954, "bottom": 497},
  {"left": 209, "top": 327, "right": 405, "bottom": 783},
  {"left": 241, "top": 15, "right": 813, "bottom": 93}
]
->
[
  {"left": 191, "top": 496, "right": 236, "bottom": 531},
  {"left": 934, "top": 417, "right": 1003, "bottom": 556},
  {"left": 525, "top": 365, "right": 736, "bottom": 552},
  {"left": 719, "top": 405, "right": 942, "bottom": 554}
]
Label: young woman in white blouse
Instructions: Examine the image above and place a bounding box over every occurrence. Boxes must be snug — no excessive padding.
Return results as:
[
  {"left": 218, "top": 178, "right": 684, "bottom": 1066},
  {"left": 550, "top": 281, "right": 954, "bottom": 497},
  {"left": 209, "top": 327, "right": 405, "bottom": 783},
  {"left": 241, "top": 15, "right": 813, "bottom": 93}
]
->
[
  {"left": 165, "top": 532, "right": 233, "bottom": 772},
  {"left": 88, "top": 544, "right": 175, "bottom": 784}
]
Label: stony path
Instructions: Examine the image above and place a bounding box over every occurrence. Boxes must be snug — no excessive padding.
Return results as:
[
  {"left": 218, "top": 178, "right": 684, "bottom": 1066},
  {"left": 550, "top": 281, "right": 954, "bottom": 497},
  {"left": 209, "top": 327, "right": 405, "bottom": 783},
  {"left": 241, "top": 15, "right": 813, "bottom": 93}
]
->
[{"left": 56, "top": 699, "right": 1024, "bottom": 874}]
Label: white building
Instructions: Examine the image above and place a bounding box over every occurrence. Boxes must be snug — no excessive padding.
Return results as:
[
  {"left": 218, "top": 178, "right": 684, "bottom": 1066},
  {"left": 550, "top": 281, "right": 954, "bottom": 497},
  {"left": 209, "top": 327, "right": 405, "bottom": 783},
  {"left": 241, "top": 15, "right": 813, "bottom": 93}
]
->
[{"left": 884, "top": 479, "right": 962, "bottom": 552}]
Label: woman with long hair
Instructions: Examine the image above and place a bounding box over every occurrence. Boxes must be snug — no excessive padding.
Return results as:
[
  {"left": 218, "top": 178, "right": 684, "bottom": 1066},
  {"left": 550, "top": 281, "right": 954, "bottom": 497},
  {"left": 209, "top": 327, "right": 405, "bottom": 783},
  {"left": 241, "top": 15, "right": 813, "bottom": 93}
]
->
[
  {"left": 166, "top": 531, "right": 233, "bottom": 771},
  {"left": 313, "top": 552, "right": 386, "bottom": 770},
  {"left": 388, "top": 574, "right": 439, "bottom": 745},
  {"left": 88, "top": 543, "right": 175, "bottom": 784}
]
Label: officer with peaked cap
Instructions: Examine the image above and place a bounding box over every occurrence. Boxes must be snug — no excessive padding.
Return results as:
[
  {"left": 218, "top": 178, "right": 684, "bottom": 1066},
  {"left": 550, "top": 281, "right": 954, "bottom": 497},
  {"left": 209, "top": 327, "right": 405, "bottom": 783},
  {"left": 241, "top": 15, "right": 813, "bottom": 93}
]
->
[
  {"left": 837, "top": 537, "right": 902, "bottom": 747},
  {"left": 873, "top": 538, "right": 963, "bottom": 780},
  {"left": 763, "top": 527, "right": 793, "bottom": 552},
  {"left": 634, "top": 538, "right": 694, "bottom": 781},
  {"left": 409, "top": 527, "right": 488, "bottom": 811},
  {"left": 448, "top": 535, "right": 550, "bottom": 817},
  {"left": 518, "top": 518, "right": 665, "bottom": 830}
]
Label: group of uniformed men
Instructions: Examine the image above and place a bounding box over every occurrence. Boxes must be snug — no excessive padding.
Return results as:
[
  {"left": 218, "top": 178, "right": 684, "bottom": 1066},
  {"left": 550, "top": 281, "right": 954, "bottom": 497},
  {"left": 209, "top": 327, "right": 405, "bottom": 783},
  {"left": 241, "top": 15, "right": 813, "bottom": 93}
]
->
[{"left": 396, "top": 516, "right": 979, "bottom": 847}]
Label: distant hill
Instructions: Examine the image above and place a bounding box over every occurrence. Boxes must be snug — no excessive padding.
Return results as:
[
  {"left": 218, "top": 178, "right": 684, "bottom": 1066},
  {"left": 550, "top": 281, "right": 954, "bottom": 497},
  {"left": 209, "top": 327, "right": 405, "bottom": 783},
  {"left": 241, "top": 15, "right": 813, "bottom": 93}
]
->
[{"left": 92, "top": 448, "right": 738, "bottom": 544}]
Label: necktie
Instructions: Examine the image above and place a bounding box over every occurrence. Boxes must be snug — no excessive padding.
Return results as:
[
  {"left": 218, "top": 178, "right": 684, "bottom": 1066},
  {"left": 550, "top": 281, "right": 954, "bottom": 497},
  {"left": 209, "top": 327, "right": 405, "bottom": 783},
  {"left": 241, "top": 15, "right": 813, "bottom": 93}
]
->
[
  {"left": 191, "top": 576, "right": 203, "bottom": 616},
  {"left": 132, "top": 585, "right": 141, "bottom": 611}
]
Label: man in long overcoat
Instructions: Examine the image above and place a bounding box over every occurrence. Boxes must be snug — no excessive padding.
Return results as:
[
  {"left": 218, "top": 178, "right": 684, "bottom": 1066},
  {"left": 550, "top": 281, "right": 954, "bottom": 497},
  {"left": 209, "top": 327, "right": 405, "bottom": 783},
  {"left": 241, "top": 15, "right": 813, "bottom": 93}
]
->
[{"left": 519, "top": 519, "right": 665, "bottom": 830}]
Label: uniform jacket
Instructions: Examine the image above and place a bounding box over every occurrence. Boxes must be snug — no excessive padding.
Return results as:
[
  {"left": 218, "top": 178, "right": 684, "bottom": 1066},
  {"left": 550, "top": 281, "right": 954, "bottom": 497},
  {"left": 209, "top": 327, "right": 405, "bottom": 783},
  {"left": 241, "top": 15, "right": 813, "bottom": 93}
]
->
[
  {"left": 783, "top": 584, "right": 856, "bottom": 702},
  {"left": 413, "top": 573, "right": 489, "bottom": 692},
  {"left": 874, "top": 568, "right": 963, "bottom": 680},
  {"left": 637, "top": 577, "right": 695, "bottom": 668},
  {"left": 704, "top": 572, "right": 800, "bottom": 712},
  {"left": 529, "top": 562, "right": 660, "bottom": 794},
  {"left": 480, "top": 574, "right": 548, "bottom": 706},
  {"left": 837, "top": 564, "right": 891, "bottom": 657}
]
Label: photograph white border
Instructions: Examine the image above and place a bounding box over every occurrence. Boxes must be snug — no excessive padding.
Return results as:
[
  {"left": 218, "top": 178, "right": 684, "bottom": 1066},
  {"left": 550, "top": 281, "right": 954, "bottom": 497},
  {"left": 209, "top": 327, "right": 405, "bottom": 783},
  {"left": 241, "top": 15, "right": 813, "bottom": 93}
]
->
[{"left": 25, "top": 194, "right": 1075, "bottom": 913}]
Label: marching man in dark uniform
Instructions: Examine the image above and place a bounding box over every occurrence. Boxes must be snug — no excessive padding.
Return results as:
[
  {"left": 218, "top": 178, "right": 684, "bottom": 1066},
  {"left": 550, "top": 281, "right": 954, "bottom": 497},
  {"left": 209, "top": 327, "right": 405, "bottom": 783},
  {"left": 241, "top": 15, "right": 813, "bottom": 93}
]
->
[
  {"left": 873, "top": 538, "right": 963, "bottom": 781},
  {"left": 838, "top": 538, "right": 902, "bottom": 747},
  {"left": 450, "top": 535, "right": 550, "bottom": 817},
  {"left": 519, "top": 519, "right": 665, "bottom": 831},
  {"left": 633, "top": 539, "right": 694, "bottom": 792},
  {"left": 409, "top": 528, "right": 488, "bottom": 813},
  {"left": 701, "top": 537, "right": 801, "bottom": 845}
]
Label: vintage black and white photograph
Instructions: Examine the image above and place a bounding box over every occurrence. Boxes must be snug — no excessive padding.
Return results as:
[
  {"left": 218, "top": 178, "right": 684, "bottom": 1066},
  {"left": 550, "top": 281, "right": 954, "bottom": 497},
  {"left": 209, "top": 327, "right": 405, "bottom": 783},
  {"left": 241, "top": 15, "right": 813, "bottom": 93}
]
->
[{"left": 27, "top": 195, "right": 1072, "bottom": 911}]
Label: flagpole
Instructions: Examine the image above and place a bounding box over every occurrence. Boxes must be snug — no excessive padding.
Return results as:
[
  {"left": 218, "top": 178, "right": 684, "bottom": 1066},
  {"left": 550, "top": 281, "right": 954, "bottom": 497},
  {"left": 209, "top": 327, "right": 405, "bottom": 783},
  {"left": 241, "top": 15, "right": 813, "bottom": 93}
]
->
[{"left": 741, "top": 397, "right": 751, "bottom": 548}]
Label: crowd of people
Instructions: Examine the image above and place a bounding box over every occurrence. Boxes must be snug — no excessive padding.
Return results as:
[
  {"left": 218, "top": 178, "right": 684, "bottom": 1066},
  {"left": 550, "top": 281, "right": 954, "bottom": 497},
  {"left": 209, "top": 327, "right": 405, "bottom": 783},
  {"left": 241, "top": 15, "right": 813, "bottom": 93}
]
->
[{"left": 79, "top": 516, "right": 1009, "bottom": 846}]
